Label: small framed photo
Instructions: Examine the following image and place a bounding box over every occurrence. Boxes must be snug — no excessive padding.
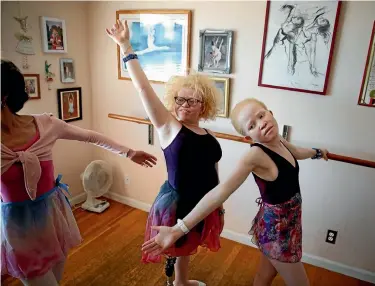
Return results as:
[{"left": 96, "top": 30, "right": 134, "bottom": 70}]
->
[
  {"left": 40, "top": 16, "right": 68, "bottom": 53},
  {"left": 198, "top": 29, "right": 233, "bottom": 74},
  {"left": 210, "top": 77, "right": 230, "bottom": 118},
  {"left": 57, "top": 87, "right": 82, "bottom": 122},
  {"left": 24, "top": 74, "right": 41, "bottom": 100},
  {"left": 60, "top": 58, "right": 75, "bottom": 83}
]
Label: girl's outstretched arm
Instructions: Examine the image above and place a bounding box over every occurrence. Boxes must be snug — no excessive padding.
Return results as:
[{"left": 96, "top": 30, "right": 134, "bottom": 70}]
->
[
  {"left": 141, "top": 147, "right": 260, "bottom": 255},
  {"left": 54, "top": 116, "right": 157, "bottom": 167},
  {"left": 281, "top": 136, "right": 328, "bottom": 161}
]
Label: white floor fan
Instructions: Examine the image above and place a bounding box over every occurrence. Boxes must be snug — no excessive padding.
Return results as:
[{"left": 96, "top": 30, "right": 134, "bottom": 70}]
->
[{"left": 80, "top": 160, "right": 113, "bottom": 213}]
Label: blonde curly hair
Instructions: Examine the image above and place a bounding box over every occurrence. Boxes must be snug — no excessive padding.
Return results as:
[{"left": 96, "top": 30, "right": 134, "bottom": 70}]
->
[
  {"left": 230, "top": 98, "right": 268, "bottom": 135},
  {"left": 164, "top": 73, "right": 220, "bottom": 121}
]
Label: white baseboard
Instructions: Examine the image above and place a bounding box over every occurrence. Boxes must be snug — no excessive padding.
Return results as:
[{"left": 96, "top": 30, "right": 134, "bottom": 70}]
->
[
  {"left": 220, "top": 229, "right": 256, "bottom": 247},
  {"left": 104, "top": 192, "right": 152, "bottom": 213},
  {"left": 69, "top": 192, "right": 86, "bottom": 206},
  {"left": 104, "top": 192, "right": 375, "bottom": 284},
  {"left": 301, "top": 253, "right": 375, "bottom": 284}
]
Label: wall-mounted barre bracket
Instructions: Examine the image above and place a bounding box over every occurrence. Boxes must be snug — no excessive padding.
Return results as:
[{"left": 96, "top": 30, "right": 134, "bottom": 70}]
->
[
  {"left": 145, "top": 117, "right": 154, "bottom": 146},
  {"left": 108, "top": 113, "right": 375, "bottom": 169}
]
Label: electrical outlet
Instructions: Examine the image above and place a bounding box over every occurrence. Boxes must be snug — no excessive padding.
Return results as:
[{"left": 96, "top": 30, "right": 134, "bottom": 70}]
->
[
  {"left": 326, "top": 230, "right": 338, "bottom": 244},
  {"left": 124, "top": 175, "right": 130, "bottom": 185}
]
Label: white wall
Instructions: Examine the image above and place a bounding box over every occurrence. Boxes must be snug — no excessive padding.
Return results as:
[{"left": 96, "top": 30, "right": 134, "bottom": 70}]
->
[
  {"left": 87, "top": 2, "right": 375, "bottom": 281},
  {"left": 1, "top": 1, "right": 93, "bottom": 196},
  {"left": 4, "top": 0, "right": 373, "bottom": 282}
]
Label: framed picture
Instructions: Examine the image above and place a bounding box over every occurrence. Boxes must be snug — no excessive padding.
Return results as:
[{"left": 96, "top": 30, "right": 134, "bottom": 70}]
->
[
  {"left": 358, "top": 21, "right": 375, "bottom": 108},
  {"left": 116, "top": 10, "right": 191, "bottom": 83},
  {"left": 57, "top": 87, "right": 82, "bottom": 122},
  {"left": 40, "top": 16, "right": 68, "bottom": 53},
  {"left": 258, "top": 1, "right": 342, "bottom": 95},
  {"left": 198, "top": 29, "right": 233, "bottom": 74},
  {"left": 24, "top": 74, "right": 41, "bottom": 100},
  {"left": 60, "top": 58, "right": 75, "bottom": 83},
  {"left": 210, "top": 77, "right": 230, "bottom": 118}
]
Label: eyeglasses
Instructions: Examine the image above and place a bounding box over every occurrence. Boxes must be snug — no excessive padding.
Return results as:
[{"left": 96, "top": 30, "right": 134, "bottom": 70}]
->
[{"left": 174, "top": 96, "right": 202, "bottom": 107}]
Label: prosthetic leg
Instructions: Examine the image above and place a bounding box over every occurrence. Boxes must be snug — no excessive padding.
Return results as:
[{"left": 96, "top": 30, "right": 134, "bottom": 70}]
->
[{"left": 165, "top": 256, "right": 177, "bottom": 286}]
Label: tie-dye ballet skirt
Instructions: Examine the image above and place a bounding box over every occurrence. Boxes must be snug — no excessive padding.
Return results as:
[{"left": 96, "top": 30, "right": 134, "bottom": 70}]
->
[
  {"left": 1, "top": 130, "right": 82, "bottom": 279},
  {"left": 142, "top": 125, "right": 224, "bottom": 263}
]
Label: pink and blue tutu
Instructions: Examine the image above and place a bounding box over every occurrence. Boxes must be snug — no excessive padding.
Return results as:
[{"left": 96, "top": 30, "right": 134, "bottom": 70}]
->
[
  {"left": 142, "top": 181, "right": 224, "bottom": 263},
  {"left": 1, "top": 175, "right": 82, "bottom": 279}
]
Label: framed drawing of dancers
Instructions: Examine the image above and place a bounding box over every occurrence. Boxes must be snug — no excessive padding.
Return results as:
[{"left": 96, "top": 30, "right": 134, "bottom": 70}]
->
[
  {"left": 358, "top": 21, "right": 375, "bottom": 108},
  {"left": 57, "top": 87, "right": 82, "bottom": 122},
  {"left": 116, "top": 10, "right": 192, "bottom": 83},
  {"left": 198, "top": 29, "right": 233, "bottom": 74},
  {"left": 258, "top": 1, "right": 342, "bottom": 95}
]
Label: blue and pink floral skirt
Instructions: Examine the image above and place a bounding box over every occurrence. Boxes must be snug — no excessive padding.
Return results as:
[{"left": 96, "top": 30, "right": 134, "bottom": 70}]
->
[{"left": 249, "top": 193, "right": 302, "bottom": 263}]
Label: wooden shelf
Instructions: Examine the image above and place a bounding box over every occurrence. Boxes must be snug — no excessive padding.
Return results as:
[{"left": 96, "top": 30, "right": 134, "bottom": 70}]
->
[{"left": 108, "top": 113, "right": 375, "bottom": 169}]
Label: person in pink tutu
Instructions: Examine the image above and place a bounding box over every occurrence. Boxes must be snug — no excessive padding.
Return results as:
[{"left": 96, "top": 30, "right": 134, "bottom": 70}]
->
[
  {"left": 1, "top": 60, "right": 157, "bottom": 286},
  {"left": 106, "top": 20, "right": 224, "bottom": 286}
]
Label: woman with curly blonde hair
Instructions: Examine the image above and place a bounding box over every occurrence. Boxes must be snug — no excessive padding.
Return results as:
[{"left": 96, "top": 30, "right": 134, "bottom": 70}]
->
[{"left": 107, "top": 20, "right": 224, "bottom": 286}]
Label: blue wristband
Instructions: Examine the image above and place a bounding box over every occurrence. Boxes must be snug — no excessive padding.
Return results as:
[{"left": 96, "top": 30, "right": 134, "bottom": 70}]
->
[{"left": 123, "top": 54, "right": 138, "bottom": 63}]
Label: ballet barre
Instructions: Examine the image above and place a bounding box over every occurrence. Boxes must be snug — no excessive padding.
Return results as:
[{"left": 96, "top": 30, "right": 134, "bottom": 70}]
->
[{"left": 108, "top": 113, "right": 375, "bottom": 169}]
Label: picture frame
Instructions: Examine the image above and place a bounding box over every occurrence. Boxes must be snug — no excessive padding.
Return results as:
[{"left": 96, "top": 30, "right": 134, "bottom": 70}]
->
[
  {"left": 210, "top": 77, "right": 230, "bottom": 118},
  {"left": 258, "top": 1, "right": 342, "bottom": 95},
  {"left": 57, "top": 87, "right": 82, "bottom": 122},
  {"left": 116, "top": 10, "right": 192, "bottom": 83},
  {"left": 59, "top": 58, "right": 75, "bottom": 83},
  {"left": 198, "top": 29, "right": 233, "bottom": 74},
  {"left": 24, "top": 74, "right": 41, "bottom": 100},
  {"left": 40, "top": 16, "right": 68, "bottom": 53},
  {"left": 358, "top": 21, "right": 375, "bottom": 108}
]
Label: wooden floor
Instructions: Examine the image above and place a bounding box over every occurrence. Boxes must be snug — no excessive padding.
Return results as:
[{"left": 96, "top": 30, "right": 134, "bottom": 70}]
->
[{"left": 2, "top": 200, "right": 373, "bottom": 286}]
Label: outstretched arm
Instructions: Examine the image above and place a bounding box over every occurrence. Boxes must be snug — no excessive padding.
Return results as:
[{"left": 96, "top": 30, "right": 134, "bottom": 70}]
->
[
  {"left": 141, "top": 148, "right": 259, "bottom": 255},
  {"left": 106, "top": 20, "right": 178, "bottom": 137},
  {"left": 54, "top": 117, "right": 157, "bottom": 167},
  {"left": 280, "top": 136, "right": 328, "bottom": 161}
]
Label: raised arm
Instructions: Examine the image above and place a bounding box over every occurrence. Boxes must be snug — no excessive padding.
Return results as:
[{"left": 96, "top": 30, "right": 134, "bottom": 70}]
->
[
  {"left": 281, "top": 4, "right": 297, "bottom": 24},
  {"left": 142, "top": 148, "right": 259, "bottom": 255},
  {"left": 280, "top": 136, "right": 328, "bottom": 161},
  {"left": 54, "top": 117, "right": 157, "bottom": 167},
  {"left": 106, "top": 20, "right": 177, "bottom": 136}
]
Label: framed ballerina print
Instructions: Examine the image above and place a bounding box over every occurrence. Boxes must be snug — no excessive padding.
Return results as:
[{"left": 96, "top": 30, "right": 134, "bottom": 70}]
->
[
  {"left": 116, "top": 10, "right": 192, "bottom": 83},
  {"left": 57, "top": 87, "right": 82, "bottom": 122},
  {"left": 258, "top": 1, "right": 342, "bottom": 95},
  {"left": 198, "top": 29, "right": 234, "bottom": 74},
  {"left": 358, "top": 21, "right": 375, "bottom": 108}
]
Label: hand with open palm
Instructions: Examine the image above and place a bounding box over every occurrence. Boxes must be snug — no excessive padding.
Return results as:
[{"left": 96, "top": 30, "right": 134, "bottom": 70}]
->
[
  {"left": 106, "top": 19, "right": 132, "bottom": 54},
  {"left": 128, "top": 150, "right": 157, "bottom": 168},
  {"left": 141, "top": 225, "right": 184, "bottom": 256}
]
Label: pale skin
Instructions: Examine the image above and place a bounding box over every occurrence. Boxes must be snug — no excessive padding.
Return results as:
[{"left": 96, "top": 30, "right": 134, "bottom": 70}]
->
[
  {"left": 142, "top": 101, "right": 328, "bottom": 286},
  {"left": 106, "top": 20, "right": 223, "bottom": 286}
]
